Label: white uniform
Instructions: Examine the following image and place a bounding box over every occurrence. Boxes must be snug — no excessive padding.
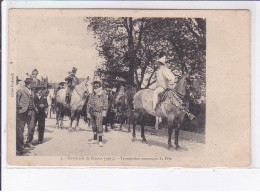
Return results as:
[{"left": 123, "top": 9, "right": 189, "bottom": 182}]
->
[{"left": 153, "top": 66, "right": 176, "bottom": 110}]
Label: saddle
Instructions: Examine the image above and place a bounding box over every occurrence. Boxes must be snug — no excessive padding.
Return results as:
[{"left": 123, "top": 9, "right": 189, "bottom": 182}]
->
[
  {"left": 157, "top": 88, "right": 187, "bottom": 112},
  {"left": 157, "top": 89, "right": 195, "bottom": 120}
]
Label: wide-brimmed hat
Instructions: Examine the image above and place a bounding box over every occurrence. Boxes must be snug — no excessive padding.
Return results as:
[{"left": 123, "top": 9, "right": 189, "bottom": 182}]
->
[
  {"left": 157, "top": 56, "right": 167, "bottom": 65},
  {"left": 24, "top": 78, "right": 33, "bottom": 84},
  {"left": 92, "top": 77, "right": 102, "bottom": 85}
]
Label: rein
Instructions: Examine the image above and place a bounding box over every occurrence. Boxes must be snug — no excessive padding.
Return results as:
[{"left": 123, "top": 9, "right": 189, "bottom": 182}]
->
[{"left": 74, "top": 85, "right": 87, "bottom": 99}]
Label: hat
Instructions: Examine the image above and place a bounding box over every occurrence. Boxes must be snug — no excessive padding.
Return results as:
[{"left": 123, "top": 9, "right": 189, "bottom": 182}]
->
[
  {"left": 72, "top": 67, "right": 77, "bottom": 73},
  {"left": 157, "top": 56, "right": 167, "bottom": 65},
  {"left": 32, "top": 69, "right": 38, "bottom": 74},
  {"left": 36, "top": 85, "right": 46, "bottom": 91},
  {"left": 24, "top": 78, "right": 33, "bottom": 84},
  {"left": 92, "top": 77, "right": 102, "bottom": 85}
]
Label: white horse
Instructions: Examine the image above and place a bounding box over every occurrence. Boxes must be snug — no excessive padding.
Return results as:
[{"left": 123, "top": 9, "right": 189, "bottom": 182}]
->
[{"left": 56, "top": 77, "right": 90, "bottom": 131}]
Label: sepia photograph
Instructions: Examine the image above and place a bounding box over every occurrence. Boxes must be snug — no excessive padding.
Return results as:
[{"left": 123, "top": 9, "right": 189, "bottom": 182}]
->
[{"left": 7, "top": 9, "right": 250, "bottom": 166}]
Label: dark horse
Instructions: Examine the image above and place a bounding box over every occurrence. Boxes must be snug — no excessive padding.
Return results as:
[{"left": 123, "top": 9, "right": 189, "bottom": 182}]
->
[
  {"left": 114, "top": 85, "right": 136, "bottom": 132},
  {"left": 132, "top": 73, "right": 201, "bottom": 149},
  {"left": 103, "top": 91, "right": 116, "bottom": 132}
]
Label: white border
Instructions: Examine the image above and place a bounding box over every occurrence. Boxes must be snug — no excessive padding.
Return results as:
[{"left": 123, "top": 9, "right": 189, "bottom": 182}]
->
[{"left": 2, "top": 1, "right": 260, "bottom": 190}]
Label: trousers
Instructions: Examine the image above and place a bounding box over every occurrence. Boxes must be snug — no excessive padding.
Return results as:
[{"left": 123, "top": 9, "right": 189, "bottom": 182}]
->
[
  {"left": 26, "top": 110, "right": 36, "bottom": 143},
  {"left": 37, "top": 113, "right": 46, "bottom": 142},
  {"left": 16, "top": 109, "right": 36, "bottom": 153},
  {"left": 91, "top": 111, "right": 103, "bottom": 136},
  {"left": 16, "top": 112, "right": 27, "bottom": 154},
  {"left": 153, "top": 87, "right": 165, "bottom": 109}
]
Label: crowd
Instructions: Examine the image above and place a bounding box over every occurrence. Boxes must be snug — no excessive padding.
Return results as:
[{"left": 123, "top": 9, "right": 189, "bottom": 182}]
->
[
  {"left": 16, "top": 55, "right": 205, "bottom": 155},
  {"left": 16, "top": 69, "right": 48, "bottom": 156}
]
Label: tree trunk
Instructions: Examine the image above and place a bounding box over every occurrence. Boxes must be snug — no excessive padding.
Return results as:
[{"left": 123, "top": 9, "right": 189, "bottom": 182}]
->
[{"left": 127, "top": 17, "right": 135, "bottom": 86}]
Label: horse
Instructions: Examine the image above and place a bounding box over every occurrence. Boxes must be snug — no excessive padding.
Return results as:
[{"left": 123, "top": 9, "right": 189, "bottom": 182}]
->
[
  {"left": 114, "top": 85, "right": 136, "bottom": 132},
  {"left": 81, "top": 95, "right": 92, "bottom": 128},
  {"left": 47, "top": 88, "right": 55, "bottom": 118},
  {"left": 55, "top": 77, "right": 90, "bottom": 131},
  {"left": 132, "top": 73, "right": 201, "bottom": 149},
  {"left": 103, "top": 91, "right": 116, "bottom": 132}
]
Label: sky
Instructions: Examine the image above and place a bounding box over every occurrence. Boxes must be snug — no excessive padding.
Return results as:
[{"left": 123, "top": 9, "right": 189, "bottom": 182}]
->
[{"left": 13, "top": 10, "right": 100, "bottom": 83}]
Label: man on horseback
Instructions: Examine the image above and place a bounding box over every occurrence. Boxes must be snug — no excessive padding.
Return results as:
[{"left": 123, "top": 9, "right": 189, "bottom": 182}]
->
[
  {"left": 153, "top": 55, "right": 177, "bottom": 111},
  {"left": 65, "top": 67, "right": 79, "bottom": 106},
  {"left": 26, "top": 69, "right": 40, "bottom": 89}
]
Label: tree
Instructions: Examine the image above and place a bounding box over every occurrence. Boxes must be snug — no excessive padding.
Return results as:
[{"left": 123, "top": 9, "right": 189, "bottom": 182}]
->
[{"left": 84, "top": 17, "right": 206, "bottom": 91}]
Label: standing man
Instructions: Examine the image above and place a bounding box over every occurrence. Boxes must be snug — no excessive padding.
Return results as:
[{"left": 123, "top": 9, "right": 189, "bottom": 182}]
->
[
  {"left": 87, "top": 77, "right": 108, "bottom": 147},
  {"left": 65, "top": 67, "right": 79, "bottom": 106},
  {"left": 35, "top": 86, "right": 48, "bottom": 144},
  {"left": 16, "top": 78, "right": 37, "bottom": 155},
  {"left": 153, "top": 55, "right": 177, "bottom": 111}
]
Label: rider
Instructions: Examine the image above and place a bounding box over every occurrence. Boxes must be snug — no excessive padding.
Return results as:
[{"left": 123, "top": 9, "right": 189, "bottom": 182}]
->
[
  {"left": 65, "top": 67, "right": 79, "bottom": 105},
  {"left": 26, "top": 69, "right": 40, "bottom": 89},
  {"left": 153, "top": 55, "right": 177, "bottom": 111}
]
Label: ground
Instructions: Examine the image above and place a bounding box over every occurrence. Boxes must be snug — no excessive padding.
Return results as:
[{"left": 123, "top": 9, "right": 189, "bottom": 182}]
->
[{"left": 24, "top": 115, "right": 205, "bottom": 157}]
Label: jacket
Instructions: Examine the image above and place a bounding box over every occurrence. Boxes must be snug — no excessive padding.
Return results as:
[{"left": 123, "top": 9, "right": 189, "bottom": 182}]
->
[
  {"left": 65, "top": 75, "right": 79, "bottom": 87},
  {"left": 87, "top": 88, "right": 108, "bottom": 113},
  {"left": 16, "top": 86, "right": 37, "bottom": 114},
  {"left": 156, "top": 66, "right": 176, "bottom": 89},
  {"left": 35, "top": 93, "right": 48, "bottom": 118}
]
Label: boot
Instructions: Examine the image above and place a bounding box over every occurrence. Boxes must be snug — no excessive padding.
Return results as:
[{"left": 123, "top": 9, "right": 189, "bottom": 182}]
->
[
  {"left": 98, "top": 135, "right": 103, "bottom": 147},
  {"left": 88, "top": 134, "right": 97, "bottom": 144},
  {"left": 65, "top": 95, "right": 69, "bottom": 105}
]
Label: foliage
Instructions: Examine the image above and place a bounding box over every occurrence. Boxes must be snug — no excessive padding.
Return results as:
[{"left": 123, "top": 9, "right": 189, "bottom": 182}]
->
[{"left": 84, "top": 17, "right": 206, "bottom": 93}]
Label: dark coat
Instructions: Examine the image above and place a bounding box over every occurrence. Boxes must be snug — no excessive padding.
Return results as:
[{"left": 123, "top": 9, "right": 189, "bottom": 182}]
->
[{"left": 35, "top": 93, "right": 48, "bottom": 118}]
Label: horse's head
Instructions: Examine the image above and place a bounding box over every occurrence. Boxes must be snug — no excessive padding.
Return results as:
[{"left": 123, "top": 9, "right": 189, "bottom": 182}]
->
[
  {"left": 175, "top": 73, "right": 202, "bottom": 102},
  {"left": 83, "top": 76, "right": 90, "bottom": 97},
  {"left": 77, "top": 76, "right": 90, "bottom": 98},
  {"left": 186, "top": 73, "right": 202, "bottom": 101}
]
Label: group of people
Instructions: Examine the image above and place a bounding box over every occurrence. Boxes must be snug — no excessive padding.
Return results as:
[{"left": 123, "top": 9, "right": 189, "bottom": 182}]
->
[
  {"left": 16, "top": 69, "right": 48, "bottom": 156},
  {"left": 16, "top": 54, "right": 191, "bottom": 154},
  {"left": 85, "top": 55, "right": 180, "bottom": 147}
]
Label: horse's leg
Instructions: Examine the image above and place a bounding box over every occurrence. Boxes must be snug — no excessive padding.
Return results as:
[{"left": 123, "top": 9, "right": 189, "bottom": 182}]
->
[
  {"left": 119, "top": 114, "right": 123, "bottom": 131},
  {"left": 132, "top": 111, "right": 137, "bottom": 139},
  {"left": 110, "top": 112, "right": 115, "bottom": 130},
  {"left": 75, "top": 111, "right": 80, "bottom": 131},
  {"left": 88, "top": 118, "right": 90, "bottom": 127},
  {"left": 56, "top": 108, "right": 59, "bottom": 129},
  {"left": 69, "top": 110, "right": 75, "bottom": 131},
  {"left": 127, "top": 111, "right": 131, "bottom": 132},
  {"left": 141, "top": 113, "right": 147, "bottom": 143},
  {"left": 60, "top": 113, "right": 64, "bottom": 129},
  {"left": 141, "top": 124, "right": 147, "bottom": 143},
  {"left": 174, "top": 124, "right": 180, "bottom": 149},
  {"left": 167, "top": 118, "right": 174, "bottom": 149}
]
